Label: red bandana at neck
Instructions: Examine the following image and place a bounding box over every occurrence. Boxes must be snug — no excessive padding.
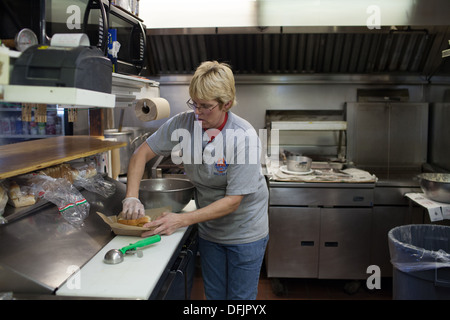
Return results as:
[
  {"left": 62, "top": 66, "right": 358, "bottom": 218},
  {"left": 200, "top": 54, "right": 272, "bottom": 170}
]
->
[{"left": 206, "top": 112, "right": 228, "bottom": 143}]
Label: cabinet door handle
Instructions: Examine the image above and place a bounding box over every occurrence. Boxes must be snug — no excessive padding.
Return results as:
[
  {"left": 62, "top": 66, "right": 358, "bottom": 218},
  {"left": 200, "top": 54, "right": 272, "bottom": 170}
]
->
[
  {"left": 301, "top": 241, "right": 314, "bottom": 246},
  {"left": 324, "top": 241, "right": 338, "bottom": 247}
]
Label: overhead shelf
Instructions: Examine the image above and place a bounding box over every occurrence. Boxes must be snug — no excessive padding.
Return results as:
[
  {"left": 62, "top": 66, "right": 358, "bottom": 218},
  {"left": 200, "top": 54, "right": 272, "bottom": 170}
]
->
[
  {"left": 271, "top": 120, "right": 347, "bottom": 131},
  {"left": 112, "top": 73, "right": 159, "bottom": 89},
  {"left": 0, "top": 84, "right": 116, "bottom": 108},
  {"left": 0, "top": 136, "right": 126, "bottom": 179},
  {"left": 112, "top": 73, "right": 160, "bottom": 108},
  {"left": 0, "top": 71, "right": 160, "bottom": 109}
]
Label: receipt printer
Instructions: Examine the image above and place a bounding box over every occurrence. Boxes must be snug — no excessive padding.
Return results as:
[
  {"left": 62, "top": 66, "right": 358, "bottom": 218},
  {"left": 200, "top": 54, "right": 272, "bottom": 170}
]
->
[{"left": 11, "top": 45, "right": 112, "bottom": 93}]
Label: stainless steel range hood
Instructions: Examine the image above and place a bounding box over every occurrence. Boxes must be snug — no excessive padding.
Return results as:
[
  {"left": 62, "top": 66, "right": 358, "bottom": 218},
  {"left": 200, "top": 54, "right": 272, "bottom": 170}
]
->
[{"left": 141, "top": 0, "right": 450, "bottom": 78}]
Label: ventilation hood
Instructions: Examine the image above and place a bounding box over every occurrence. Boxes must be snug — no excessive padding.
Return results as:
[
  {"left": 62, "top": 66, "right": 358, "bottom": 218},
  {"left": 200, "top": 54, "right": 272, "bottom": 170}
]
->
[{"left": 141, "top": 0, "right": 450, "bottom": 78}]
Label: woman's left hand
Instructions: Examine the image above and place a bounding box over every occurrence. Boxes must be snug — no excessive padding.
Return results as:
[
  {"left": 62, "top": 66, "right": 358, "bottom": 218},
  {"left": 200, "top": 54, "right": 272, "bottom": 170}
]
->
[{"left": 141, "top": 211, "right": 183, "bottom": 237}]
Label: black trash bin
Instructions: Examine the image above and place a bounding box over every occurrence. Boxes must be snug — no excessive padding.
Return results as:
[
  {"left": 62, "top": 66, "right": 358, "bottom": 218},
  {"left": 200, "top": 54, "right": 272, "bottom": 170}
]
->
[{"left": 388, "top": 224, "right": 450, "bottom": 300}]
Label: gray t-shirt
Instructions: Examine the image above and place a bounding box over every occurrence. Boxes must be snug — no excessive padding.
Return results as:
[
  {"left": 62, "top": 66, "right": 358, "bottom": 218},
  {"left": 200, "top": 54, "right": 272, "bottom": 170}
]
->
[{"left": 146, "top": 110, "right": 269, "bottom": 244}]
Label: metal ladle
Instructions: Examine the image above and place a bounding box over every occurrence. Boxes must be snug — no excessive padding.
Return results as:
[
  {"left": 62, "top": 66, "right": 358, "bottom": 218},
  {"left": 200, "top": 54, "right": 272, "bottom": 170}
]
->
[{"left": 104, "top": 234, "right": 161, "bottom": 264}]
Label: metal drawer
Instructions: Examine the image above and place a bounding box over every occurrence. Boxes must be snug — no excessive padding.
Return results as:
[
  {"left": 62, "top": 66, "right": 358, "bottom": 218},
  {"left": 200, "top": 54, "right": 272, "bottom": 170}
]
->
[
  {"left": 269, "top": 186, "right": 374, "bottom": 207},
  {"left": 374, "top": 186, "right": 421, "bottom": 205}
]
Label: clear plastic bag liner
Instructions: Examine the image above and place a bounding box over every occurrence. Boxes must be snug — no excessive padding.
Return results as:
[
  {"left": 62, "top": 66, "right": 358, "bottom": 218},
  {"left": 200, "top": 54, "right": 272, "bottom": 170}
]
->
[
  {"left": 388, "top": 224, "right": 450, "bottom": 272},
  {"left": 27, "top": 175, "right": 90, "bottom": 227},
  {"left": 73, "top": 174, "right": 116, "bottom": 198}
]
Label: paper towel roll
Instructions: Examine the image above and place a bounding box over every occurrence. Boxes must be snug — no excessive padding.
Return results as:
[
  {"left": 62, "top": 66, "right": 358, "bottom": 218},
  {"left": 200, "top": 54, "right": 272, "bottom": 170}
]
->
[{"left": 134, "top": 98, "right": 170, "bottom": 122}]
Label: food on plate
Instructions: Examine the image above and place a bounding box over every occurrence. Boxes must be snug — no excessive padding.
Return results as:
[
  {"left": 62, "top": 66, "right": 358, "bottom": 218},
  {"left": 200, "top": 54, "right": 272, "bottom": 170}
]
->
[{"left": 117, "top": 215, "right": 151, "bottom": 227}]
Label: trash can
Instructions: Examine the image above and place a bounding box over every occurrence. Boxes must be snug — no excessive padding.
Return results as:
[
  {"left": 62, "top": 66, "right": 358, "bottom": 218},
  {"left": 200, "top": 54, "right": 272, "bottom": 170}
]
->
[{"left": 388, "top": 224, "right": 450, "bottom": 300}]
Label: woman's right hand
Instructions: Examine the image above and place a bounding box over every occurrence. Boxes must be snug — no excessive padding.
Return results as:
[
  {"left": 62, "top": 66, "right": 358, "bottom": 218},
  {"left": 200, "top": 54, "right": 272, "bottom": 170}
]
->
[{"left": 121, "top": 197, "right": 145, "bottom": 220}]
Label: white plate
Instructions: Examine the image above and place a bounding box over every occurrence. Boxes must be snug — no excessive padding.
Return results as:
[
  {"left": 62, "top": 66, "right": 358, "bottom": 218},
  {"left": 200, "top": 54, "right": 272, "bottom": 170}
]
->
[{"left": 280, "top": 166, "right": 313, "bottom": 175}]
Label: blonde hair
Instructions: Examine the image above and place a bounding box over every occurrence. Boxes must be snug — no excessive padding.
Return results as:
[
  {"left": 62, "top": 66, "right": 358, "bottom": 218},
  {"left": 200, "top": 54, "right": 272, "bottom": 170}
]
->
[{"left": 189, "top": 61, "right": 236, "bottom": 110}]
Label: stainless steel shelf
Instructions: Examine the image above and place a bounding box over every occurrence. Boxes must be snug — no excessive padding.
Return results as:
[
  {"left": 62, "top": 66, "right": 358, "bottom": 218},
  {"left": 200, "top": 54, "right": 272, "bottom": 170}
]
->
[
  {"left": 271, "top": 120, "right": 347, "bottom": 131},
  {"left": 0, "top": 85, "right": 116, "bottom": 108}
]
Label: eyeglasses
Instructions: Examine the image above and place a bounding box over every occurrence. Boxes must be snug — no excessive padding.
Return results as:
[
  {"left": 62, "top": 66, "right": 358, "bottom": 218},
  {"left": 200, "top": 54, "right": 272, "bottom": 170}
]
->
[{"left": 186, "top": 98, "right": 219, "bottom": 112}]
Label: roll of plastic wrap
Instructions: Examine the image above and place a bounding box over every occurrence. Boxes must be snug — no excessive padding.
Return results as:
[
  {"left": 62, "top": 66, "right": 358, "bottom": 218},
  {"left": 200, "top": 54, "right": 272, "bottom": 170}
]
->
[{"left": 134, "top": 98, "right": 170, "bottom": 122}]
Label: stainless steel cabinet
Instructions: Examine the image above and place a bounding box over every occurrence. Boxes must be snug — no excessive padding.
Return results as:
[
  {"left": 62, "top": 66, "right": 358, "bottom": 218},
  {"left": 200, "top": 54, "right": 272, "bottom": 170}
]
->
[
  {"left": 267, "top": 206, "right": 372, "bottom": 280},
  {"left": 319, "top": 208, "right": 371, "bottom": 279},
  {"left": 267, "top": 207, "right": 320, "bottom": 278},
  {"left": 346, "top": 102, "right": 428, "bottom": 170}
]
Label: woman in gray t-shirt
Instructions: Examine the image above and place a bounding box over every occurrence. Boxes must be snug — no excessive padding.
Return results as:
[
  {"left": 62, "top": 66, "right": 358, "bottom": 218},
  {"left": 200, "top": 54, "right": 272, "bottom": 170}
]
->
[{"left": 122, "top": 61, "right": 269, "bottom": 300}]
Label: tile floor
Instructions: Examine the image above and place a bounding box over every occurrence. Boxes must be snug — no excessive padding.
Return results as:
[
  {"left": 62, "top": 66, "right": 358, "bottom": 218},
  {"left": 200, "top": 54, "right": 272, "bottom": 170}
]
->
[{"left": 190, "top": 262, "right": 393, "bottom": 300}]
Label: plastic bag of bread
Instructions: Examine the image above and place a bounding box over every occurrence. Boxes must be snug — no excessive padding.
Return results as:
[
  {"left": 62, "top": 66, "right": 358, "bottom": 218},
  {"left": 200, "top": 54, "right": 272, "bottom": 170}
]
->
[
  {"left": 36, "top": 162, "right": 110, "bottom": 196},
  {"left": 37, "top": 162, "right": 97, "bottom": 184},
  {"left": 5, "top": 179, "right": 36, "bottom": 208},
  {"left": 38, "top": 163, "right": 75, "bottom": 183},
  {"left": 73, "top": 173, "right": 116, "bottom": 198},
  {"left": 30, "top": 175, "right": 90, "bottom": 227},
  {"left": 0, "top": 181, "right": 8, "bottom": 224},
  {"left": 70, "top": 162, "right": 97, "bottom": 180},
  {"left": 43, "top": 177, "right": 90, "bottom": 227}
]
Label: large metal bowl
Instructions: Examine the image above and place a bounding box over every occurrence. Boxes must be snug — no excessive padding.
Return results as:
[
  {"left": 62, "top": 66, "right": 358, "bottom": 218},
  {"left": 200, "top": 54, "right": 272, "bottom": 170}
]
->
[
  {"left": 418, "top": 173, "right": 450, "bottom": 203},
  {"left": 139, "top": 178, "right": 195, "bottom": 212}
]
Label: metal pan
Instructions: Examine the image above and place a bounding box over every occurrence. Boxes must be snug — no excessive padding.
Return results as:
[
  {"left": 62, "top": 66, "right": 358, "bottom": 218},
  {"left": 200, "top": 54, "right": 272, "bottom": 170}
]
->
[{"left": 286, "top": 155, "right": 312, "bottom": 172}]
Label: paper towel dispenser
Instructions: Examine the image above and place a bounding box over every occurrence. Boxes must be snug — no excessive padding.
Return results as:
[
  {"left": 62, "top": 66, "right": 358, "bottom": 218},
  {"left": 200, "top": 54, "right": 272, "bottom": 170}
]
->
[{"left": 11, "top": 45, "right": 112, "bottom": 93}]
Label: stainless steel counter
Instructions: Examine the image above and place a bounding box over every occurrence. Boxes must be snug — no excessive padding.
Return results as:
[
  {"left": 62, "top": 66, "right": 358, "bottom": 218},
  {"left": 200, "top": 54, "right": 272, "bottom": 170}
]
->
[{"left": 0, "top": 178, "right": 124, "bottom": 294}]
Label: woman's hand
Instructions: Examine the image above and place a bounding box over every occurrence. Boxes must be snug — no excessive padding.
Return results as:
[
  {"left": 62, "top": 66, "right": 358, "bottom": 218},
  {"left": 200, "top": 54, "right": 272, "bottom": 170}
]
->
[
  {"left": 140, "top": 195, "right": 244, "bottom": 237},
  {"left": 141, "top": 211, "right": 184, "bottom": 237},
  {"left": 121, "top": 197, "right": 145, "bottom": 220}
]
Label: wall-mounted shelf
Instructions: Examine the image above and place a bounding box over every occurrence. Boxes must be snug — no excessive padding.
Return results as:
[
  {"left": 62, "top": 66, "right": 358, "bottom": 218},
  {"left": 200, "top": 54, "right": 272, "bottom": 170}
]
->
[
  {"left": 0, "top": 85, "right": 116, "bottom": 108},
  {"left": 112, "top": 73, "right": 160, "bottom": 108},
  {"left": 0, "top": 134, "right": 59, "bottom": 139},
  {"left": 112, "top": 73, "right": 159, "bottom": 89},
  {"left": 271, "top": 120, "right": 347, "bottom": 131},
  {"left": 0, "top": 136, "right": 126, "bottom": 179},
  {"left": 0, "top": 74, "right": 160, "bottom": 109}
]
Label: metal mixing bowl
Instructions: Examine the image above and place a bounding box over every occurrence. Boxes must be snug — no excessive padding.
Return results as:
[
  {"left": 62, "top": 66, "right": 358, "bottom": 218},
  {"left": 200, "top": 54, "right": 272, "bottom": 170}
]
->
[
  {"left": 418, "top": 173, "right": 450, "bottom": 203},
  {"left": 139, "top": 178, "right": 195, "bottom": 212}
]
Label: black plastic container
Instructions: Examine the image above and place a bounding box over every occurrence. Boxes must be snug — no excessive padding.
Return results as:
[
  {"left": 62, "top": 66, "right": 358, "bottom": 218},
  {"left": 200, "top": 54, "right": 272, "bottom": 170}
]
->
[{"left": 388, "top": 224, "right": 450, "bottom": 300}]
